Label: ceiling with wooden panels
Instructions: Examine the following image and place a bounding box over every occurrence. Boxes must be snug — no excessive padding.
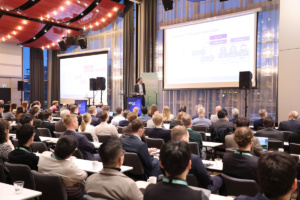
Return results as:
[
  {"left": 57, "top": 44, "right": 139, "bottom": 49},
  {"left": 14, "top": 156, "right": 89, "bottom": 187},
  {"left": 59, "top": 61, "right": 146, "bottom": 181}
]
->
[{"left": 0, "top": 0, "right": 126, "bottom": 50}]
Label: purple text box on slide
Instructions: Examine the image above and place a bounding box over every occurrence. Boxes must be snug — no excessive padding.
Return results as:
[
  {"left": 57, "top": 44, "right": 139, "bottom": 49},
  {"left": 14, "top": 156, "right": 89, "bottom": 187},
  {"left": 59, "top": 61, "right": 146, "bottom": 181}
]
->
[
  {"left": 210, "top": 40, "right": 227, "bottom": 45},
  {"left": 230, "top": 36, "right": 250, "bottom": 43},
  {"left": 210, "top": 34, "right": 227, "bottom": 40}
]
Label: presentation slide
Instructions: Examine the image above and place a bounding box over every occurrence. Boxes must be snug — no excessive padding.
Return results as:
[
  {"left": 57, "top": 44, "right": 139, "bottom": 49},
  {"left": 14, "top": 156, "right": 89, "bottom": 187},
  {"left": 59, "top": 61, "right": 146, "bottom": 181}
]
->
[
  {"left": 60, "top": 53, "right": 108, "bottom": 105},
  {"left": 164, "top": 13, "right": 257, "bottom": 89}
]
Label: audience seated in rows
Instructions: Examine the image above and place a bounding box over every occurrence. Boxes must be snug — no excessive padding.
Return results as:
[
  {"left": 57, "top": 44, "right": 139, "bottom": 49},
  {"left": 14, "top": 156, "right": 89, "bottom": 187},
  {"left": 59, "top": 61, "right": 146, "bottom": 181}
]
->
[
  {"left": 132, "top": 107, "right": 140, "bottom": 117},
  {"left": 62, "top": 114, "right": 100, "bottom": 161},
  {"left": 30, "top": 101, "right": 43, "bottom": 120},
  {"left": 223, "top": 127, "right": 259, "bottom": 181},
  {"left": 70, "top": 104, "right": 82, "bottom": 126},
  {"left": 179, "top": 105, "right": 186, "bottom": 113},
  {"left": 225, "top": 117, "right": 264, "bottom": 157},
  {"left": 211, "top": 109, "right": 235, "bottom": 142},
  {"left": 111, "top": 107, "right": 125, "bottom": 126},
  {"left": 15, "top": 106, "right": 24, "bottom": 119},
  {"left": 192, "top": 104, "right": 202, "bottom": 120},
  {"left": 119, "top": 110, "right": 132, "bottom": 127},
  {"left": 235, "top": 152, "right": 297, "bottom": 200},
  {"left": 278, "top": 111, "right": 300, "bottom": 132},
  {"left": 55, "top": 109, "right": 70, "bottom": 132},
  {"left": 181, "top": 114, "right": 203, "bottom": 157},
  {"left": 8, "top": 124, "right": 39, "bottom": 170},
  {"left": 78, "top": 113, "right": 98, "bottom": 142},
  {"left": 210, "top": 105, "right": 222, "bottom": 123},
  {"left": 138, "top": 106, "right": 151, "bottom": 122},
  {"left": 22, "top": 101, "right": 29, "bottom": 113},
  {"left": 39, "top": 109, "right": 55, "bottom": 137},
  {"left": 253, "top": 109, "right": 267, "bottom": 131},
  {"left": 19, "top": 113, "right": 41, "bottom": 142},
  {"left": 144, "top": 140, "right": 209, "bottom": 200},
  {"left": 256, "top": 117, "right": 284, "bottom": 141},
  {"left": 29, "top": 106, "right": 42, "bottom": 127},
  {"left": 49, "top": 100, "right": 59, "bottom": 114},
  {"left": 229, "top": 108, "right": 239, "bottom": 124},
  {"left": 86, "top": 138, "right": 143, "bottom": 200},
  {"left": 162, "top": 106, "right": 174, "bottom": 122},
  {"left": 148, "top": 104, "right": 158, "bottom": 118},
  {"left": 103, "top": 105, "right": 113, "bottom": 124},
  {"left": 88, "top": 106, "right": 100, "bottom": 126},
  {"left": 192, "top": 106, "right": 211, "bottom": 127},
  {"left": 95, "top": 112, "right": 118, "bottom": 138},
  {"left": 121, "top": 119, "right": 161, "bottom": 177},
  {"left": 170, "top": 111, "right": 184, "bottom": 129},
  {"left": 121, "top": 112, "right": 139, "bottom": 136},
  {"left": 2, "top": 104, "right": 14, "bottom": 120},
  {"left": 148, "top": 112, "right": 171, "bottom": 143}
]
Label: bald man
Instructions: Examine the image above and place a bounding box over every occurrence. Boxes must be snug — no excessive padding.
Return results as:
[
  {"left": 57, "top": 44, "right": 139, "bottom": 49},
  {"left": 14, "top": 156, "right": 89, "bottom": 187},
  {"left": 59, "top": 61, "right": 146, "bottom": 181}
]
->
[{"left": 210, "top": 106, "right": 222, "bottom": 123}]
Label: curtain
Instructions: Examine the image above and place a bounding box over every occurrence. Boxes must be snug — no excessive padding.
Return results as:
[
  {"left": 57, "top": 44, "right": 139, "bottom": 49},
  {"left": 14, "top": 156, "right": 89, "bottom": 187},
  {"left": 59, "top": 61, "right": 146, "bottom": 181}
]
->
[
  {"left": 30, "top": 48, "right": 44, "bottom": 108},
  {"left": 51, "top": 50, "right": 60, "bottom": 103}
]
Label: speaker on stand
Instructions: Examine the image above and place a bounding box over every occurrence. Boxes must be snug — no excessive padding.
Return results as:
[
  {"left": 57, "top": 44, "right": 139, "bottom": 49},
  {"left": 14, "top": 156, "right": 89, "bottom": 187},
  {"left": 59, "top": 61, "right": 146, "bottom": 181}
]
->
[
  {"left": 239, "top": 71, "right": 252, "bottom": 118},
  {"left": 90, "top": 78, "right": 97, "bottom": 105},
  {"left": 96, "top": 77, "right": 106, "bottom": 103},
  {"left": 18, "top": 81, "right": 24, "bottom": 106}
]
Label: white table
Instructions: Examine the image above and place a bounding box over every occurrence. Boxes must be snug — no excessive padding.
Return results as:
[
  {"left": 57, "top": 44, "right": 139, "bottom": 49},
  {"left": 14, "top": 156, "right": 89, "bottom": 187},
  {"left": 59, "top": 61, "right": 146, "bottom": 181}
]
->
[
  {"left": 284, "top": 141, "right": 289, "bottom": 146},
  {"left": 202, "top": 160, "right": 223, "bottom": 171},
  {"left": 205, "top": 133, "right": 211, "bottom": 137},
  {"left": 203, "top": 141, "right": 223, "bottom": 147},
  {"left": 39, "top": 137, "right": 102, "bottom": 148},
  {"left": 0, "top": 182, "right": 42, "bottom": 200}
]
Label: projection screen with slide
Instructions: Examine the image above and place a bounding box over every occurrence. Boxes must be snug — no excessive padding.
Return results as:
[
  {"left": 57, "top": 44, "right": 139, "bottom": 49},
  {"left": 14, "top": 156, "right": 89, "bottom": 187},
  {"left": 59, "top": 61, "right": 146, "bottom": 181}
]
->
[
  {"left": 163, "top": 13, "right": 257, "bottom": 89},
  {"left": 59, "top": 50, "right": 108, "bottom": 105}
]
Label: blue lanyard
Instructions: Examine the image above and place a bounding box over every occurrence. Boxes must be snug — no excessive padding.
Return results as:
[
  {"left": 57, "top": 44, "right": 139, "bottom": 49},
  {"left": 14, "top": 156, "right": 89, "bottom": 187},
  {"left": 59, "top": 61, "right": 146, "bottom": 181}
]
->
[
  {"left": 162, "top": 177, "right": 188, "bottom": 186},
  {"left": 17, "top": 147, "right": 30, "bottom": 153},
  {"left": 51, "top": 154, "right": 64, "bottom": 160}
]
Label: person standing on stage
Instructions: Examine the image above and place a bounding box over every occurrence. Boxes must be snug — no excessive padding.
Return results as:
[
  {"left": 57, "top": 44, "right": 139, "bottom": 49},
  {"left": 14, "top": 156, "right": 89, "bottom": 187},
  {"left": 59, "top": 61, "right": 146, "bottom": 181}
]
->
[{"left": 134, "top": 77, "right": 146, "bottom": 107}]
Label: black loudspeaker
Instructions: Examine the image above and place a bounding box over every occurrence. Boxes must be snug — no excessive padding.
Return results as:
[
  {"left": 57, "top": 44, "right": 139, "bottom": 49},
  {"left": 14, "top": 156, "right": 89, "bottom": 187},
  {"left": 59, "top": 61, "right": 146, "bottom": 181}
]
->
[
  {"left": 162, "top": 0, "right": 174, "bottom": 11},
  {"left": 58, "top": 40, "right": 67, "bottom": 51},
  {"left": 90, "top": 78, "right": 96, "bottom": 91},
  {"left": 18, "top": 81, "right": 24, "bottom": 91},
  {"left": 239, "top": 71, "right": 252, "bottom": 89},
  {"left": 78, "top": 37, "right": 87, "bottom": 49},
  {"left": 96, "top": 77, "right": 106, "bottom": 90},
  {"left": 66, "top": 36, "right": 78, "bottom": 46}
]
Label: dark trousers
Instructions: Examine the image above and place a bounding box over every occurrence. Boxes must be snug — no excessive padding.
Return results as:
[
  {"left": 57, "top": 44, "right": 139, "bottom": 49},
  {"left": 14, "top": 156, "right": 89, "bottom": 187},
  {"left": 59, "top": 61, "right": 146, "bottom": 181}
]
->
[{"left": 142, "top": 95, "right": 145, "bottom": 107}]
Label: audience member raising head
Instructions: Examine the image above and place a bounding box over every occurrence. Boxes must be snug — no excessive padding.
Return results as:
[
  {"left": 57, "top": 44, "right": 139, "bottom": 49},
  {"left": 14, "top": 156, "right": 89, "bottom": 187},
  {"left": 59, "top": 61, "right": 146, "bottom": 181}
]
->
[
  {"left": 11, "top": 103, "right": 17, "bottom": 114},
  {"left": 50, "top": 100, "right": 59, "bottom": 114},
  {"left": 132, "top": 107, "right": 139, "bottom": 115},
  {"left": 162, "top": 106, "right": 174, "bottom": 122}
]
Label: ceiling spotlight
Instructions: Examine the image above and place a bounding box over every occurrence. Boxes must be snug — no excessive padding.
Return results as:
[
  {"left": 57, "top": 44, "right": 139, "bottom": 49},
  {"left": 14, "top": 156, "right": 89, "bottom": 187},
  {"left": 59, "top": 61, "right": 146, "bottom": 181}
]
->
[
  {"left": 40, "top": 16, "right": 44, "bottom": 21},
  {"left": 67, "top": 30, "right": 70, "bottom": 33},
  {"left": 83, "top": 26, "right": 86, "bottom": 30},
  {"left": 47, "top": 45, "right": 50, "bottom": 48},
  {"left": 44, "top": 30, "right": 47, "bottom": 33},
  {"left": 96, "top": 9, "right": 99, "bottom": 13},
  {"left": 108, "top": 13, "right": 112, "bottom": 17},
  {"left": 66, "top": 1, "right": 71, "bottom": 5},
  {"left": 89, "top": 25, "right": 93, "bottom": 28},
  {"left": 101, "top": 18, "right": 105, "bottom": 22},
  {"left": 33, "top": 37, "right": 36, "bottom": 40},
  {"left": 42, "top": 46, "right": 44, "bottom": 50},
  {"left": 113, "top": 7, "right": 118, "bottom": 12},
  {"left": 22, "top": 20, "right": 27, "bottom": 24},
  {"left": 81, "top": 13, "right": 84, "bottom": 16},
  {"left": 53, "top": 11, "right": 57, "bottom": 15},
  {"left": 77, "top": 0, "right": 81, "bottom": 3},
  {"left": 7, "top": 35, "right": 11, "bottom": 39},
  {"left": 2, "top": 37, "right": 5, "bottom": 41},
  {"left": 47, "top": 14, "right": 50, "bottom": 18},
  {"left": 95, "top": 22, "right": 99, "bottom": 26},
  {"left": 17, "top": 26, "right": 22, "bottom": 30},
  {"left": 52, "top": 43, "right": 55, "bottom": 46},
  {"left": 12, "top": 31, "right": 16, "bottom": 35},
  {"left": 60, "top": 6, "right": 64, "bottom": 11}
]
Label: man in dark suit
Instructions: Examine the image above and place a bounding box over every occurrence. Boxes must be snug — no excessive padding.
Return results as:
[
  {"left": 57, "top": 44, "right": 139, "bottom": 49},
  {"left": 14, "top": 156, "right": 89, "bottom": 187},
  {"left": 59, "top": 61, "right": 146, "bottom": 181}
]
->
[
  {"left": 121, "top": 119, "right": 161, "bottom": 177},
  {"left": 256, "top": 117, "right": 284, "bottom": 141},
  {"left": 134, "top": 77, "right": 146, "bottom": 107},
  {"left": 148, "top": 112, "right": 171, "bottom": 143},
  {"left": 210, "top": 109, "right": 235, "bottom": 142},
  {"left": 62, "top": 114, "right": 100, "bottom": 161},
  {"left": 118, "top": 110, "right": 131, "bottom": 127},
  {"left": 279, "top": 111, "right": 300, "bottom": 132},
  {"left": 144, "top": 140, "right": 209, "bottom": 200},
  {"left": 89, "top": 106, "right": 100, "bottom": 126},
  {"left": 39, "top": 109, "right": 55, "bottom": 137},
  {"left": 253, "top": 109, "right": 267, "bottom": 130}
]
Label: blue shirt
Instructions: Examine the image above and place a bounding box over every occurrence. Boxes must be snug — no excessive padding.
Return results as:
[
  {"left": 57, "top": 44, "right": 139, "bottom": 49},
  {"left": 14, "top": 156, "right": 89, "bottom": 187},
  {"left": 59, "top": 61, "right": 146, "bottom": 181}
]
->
[{"left": 138, "top": 114, "right": 151, "bottom": 122}]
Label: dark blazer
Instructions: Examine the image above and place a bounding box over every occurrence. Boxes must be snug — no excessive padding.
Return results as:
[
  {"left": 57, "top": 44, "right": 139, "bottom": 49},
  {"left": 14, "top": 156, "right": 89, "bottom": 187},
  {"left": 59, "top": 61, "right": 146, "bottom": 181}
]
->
[
  {"left": 211, "top": 119, "right": 235, "bottom": 142},
  {"left": 39, "top": 121, "right": 55, "bottom": 137},
  {"left": 148, "top": 128, "right": 171, "bottom": 143},
  {"left": 76, "top": 115, "right": 82, "bottom": 126},
  {"left": 90, "top": 115, "right": 100, "bottom": 126},
  {"left": 144, "top": 178, "right": 209, "bottom": 200},
  {"left": 188, "top": 129, "right": 203, "bottom": 156},
  {"left": 8, "top": 146, "right": 39, "bottom": 170},
  {"left": 223, "top": 150, "right": 259, "bottom": 181},
  {"left": 255, "top": 128, "right": 284, "bottom": 142},
  {"left": 119, "top": 120, "right": 130, "bottom": 127},
  {"left": 253, "top": 118, "right": 264, "bottom": 131},
  {"left": 278, "top": 120, "right": 300, "bottom": 132},
  {"left": 134, "top": 83, "right": 146, "bottom": 95},
  {"left": 55, "top": 121, "right": 67, "bottom": 132},
  {"left": 63, "top": 130, "right": 95, "bottom": 160},
  {"left": 189, "top": 154, "right": 211, "bottom": 189}
]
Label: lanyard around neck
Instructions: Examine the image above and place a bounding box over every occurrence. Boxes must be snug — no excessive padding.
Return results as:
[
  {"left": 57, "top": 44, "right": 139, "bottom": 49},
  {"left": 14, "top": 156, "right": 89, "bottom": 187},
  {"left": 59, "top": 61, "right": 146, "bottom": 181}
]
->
[{"left": 162, "top": 177, "right": 188, "bottom": 186}]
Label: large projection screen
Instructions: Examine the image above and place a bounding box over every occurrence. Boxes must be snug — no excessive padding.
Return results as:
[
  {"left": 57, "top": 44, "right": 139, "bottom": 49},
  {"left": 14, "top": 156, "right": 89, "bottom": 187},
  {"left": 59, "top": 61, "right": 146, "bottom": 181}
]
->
[
  {"left": 163, "top": 13, "right": 257, "bottom": 90},
  {"left": 59, "top": 51, "right": 108, "bottom": 105}
]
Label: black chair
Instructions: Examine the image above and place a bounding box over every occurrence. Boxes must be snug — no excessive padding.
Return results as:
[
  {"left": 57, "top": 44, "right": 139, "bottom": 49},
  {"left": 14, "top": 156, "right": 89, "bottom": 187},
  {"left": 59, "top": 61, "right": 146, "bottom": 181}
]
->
[
  {"left": 186, "top": 174, "right": 198, "bottom": 187},
  {"left": 290, "top": 143, "right": 300, "bottom": 154},
  {"left": 117, "top": 127, "right": 123, "bottom": 134},
  {"left": 257, "top": 127, "right": 265, "bottom": 130},
  {"left": 145, "top": 138, "right": 165, "bottom": 149},
  {"left": 81, "top": 132, "right": 93, "bottom": 142},
  {"left": 4, "top": 162, "right": 36, "bottom": 190},
  {"left": 55, "top": 111, "right": 60, "bottom": 117},
  {"left": 192, "top": 126, "right": 208, "bottom": 132},
  {"left": 123, "top": 152, "right": 146, "bottom": 181},
  {"left": 144, "top": 122, "right": 147, "bottom": 127},
  {"left": 189, "top": 142, "right": 200, "bottom": 156},
  {"left": 221, "top": 174, "right": 259, "bottom": 196},
  {"left": 143, "top": 127, "right": 152, "bottom": 136},
  {"left": 84, "top": 194, "right": 107, "bottom": 200},
  {"left": 199, "top": 132, "right": 207, "bottom": 141},
  {"left": 225, "top": 148, "right": 236, "bottom": 153},
  {"left": 268, "top": 140, "right": 283, "bottom": 151},
  {"left": 97, "top": 134, "right": 112, "bottom": 143},
  {"left": 31, "top": 170, "right": 68, "bottom": 200},
  {"left": 0, "top": 164, "right": 6, "bottom": 183},
  {"left": 72, "top": 149, "right": 84, "bottom": 159},
  {"left": 54, "top": 131, "right": 63, "bottom": 138},
  {"left": 31, "top": 142, "right": 48, "bottom": 153},
  {"left": 37, "top": 128, "right": 52, "bottom": 137},
  {"left": 284, "top": 131, "right": 293, "bottom": 142},
  {"left": 12, "top": 138, "right": 18, "bottom": 147}
]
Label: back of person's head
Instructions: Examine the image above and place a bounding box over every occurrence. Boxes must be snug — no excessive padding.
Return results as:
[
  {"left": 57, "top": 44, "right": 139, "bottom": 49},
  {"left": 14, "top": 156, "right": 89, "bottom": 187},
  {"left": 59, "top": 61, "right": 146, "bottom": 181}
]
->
[
  {"left": 29, "top": 106, "right": 40, "bottom": 116},
  {"left": 3, "top": 104, "right": 10, "bottom": 113},
  {"left": 80, "top": 113, "right": 91, "bottom": 132},
  {"left": 98, "top": 103, "right": 103, "bottom": 108},
  {"left": 133, "top": 107, "right": 139, "bottom": 114},
  {"left": 54, "top": 135, "right": 78, "bottom": 159},
  {"left": 0, "top": 104, "right": 4, "bottom": 110},
  {"left": 42, "top": 109, "right": 52, "bottom": 120},
  {"left": 181, "top": 114, "right": 191, "bottom": 127},
  {"left": 176, "top": 111, "right": 185, "bottom": 121},
  {"left": 31, "top": 101, "right": 40, "bottom": 107},
  {"left": 259, "top": 109, "right": 267, "bottom": 118},
  {"left": 88, "top": 106, "right": 96, "bottom": 114},
  {"left": 263, "top": 117, "right": 274, "bottom": 128},
  {"left": 99, "top": 138, "right": 123, "bottom": 167},
  {"left": 258, "top": 152, "right": 297, "bottom": 199},
  {"left": 162, "top": 106, "right": 171, "bottom": 121},
  {"left": 19, "top": 113, "right": 33, "bottom": 125},
  {"left": 141, "top": 106, "right": 148, "bottom": 115},
  {"left": 128, "top": 112, "right": 138, "bottom": 123},
  {"left": 0, "top": 119, "right": 8, "bottom": 144},
  {"left": 197, "top": 106, "right": 205, "bottom": 115},
  {"left": 152, "top": 112, "right": 163, "bottom": 126},
  {"left": 63, "top": 114, "right": 77, "bottom": 127},
  {"left": 180, "top": 105, "right": 186, "bottom": 113},
  {"left": 215, "top": 106, "right": 222, "bottom": 113},
  {"left": 234, "top": 127, "right": 253, "bottom": 148},
  {"left": 217, "top": 109, "right": 227, "bottom": 119},
  {"left": 60, "top": 109, "right": 70, "bottom": 119},
  {"left": 99, "top": 111, "right": 108, "bottom": 122},
  {"left": 11, "top": 103, "right": 17, "bottom": 110},
  {"left": 171, "top": 125, "right": 188, "bottom": 141},
  {"left": 15, "top": 106, "right": 24, "bottom": 116},
  {"left": 116, "top": 107, "right": 123, "bottom": 115},
  {"left": 121, "top": 110, "right": 129, "bottom": 119},
  {"left": 289, "top": 111, "right": 299, "bottom": 119},
  {"left": 22, "top": 101, "right": 28, "bottom": 108},
  {"left": 69, "top": 104, "right": 77, "bottom": 113},
  {"left": 103, "top": 105, "right": 110, "bottom": 112},
  {"left": 74, "top": 103, "right": 79, "bottom": 107},
  {"left": 16, "top": 123, "right": 34, "bottom": 146},
  {"left": 235, "top": 117, "right": 250, "bottom": 128},
  {"left": 131, "top": 119, "right": 144, "bottom": 133},
  {"left": 160, "top": 140, "right": 191, "bottom": 177},
  {"left": 149, "top": 104, "right": 158, "bottom": 116},
  {"left": 52, "top": 100, "right": 58, "bottom": 106},
  {"left": 232, "top": 108, "right": 239, "bottom": 117}
]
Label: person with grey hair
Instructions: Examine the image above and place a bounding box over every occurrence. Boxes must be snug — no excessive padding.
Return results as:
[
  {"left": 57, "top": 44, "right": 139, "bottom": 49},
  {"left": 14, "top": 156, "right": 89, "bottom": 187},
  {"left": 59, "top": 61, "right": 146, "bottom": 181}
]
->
[
  {"left": 191, "top": 106, "right": 211, "bottom": 127},
  {"left": 229, "top": 108, "right": 239, "bottom": 124},
  {"left": 210, "top": 106, "right": 222, "bottom": 123},
  {"left": 279, "top": 111, "right": 300, "bottom": 132},
  {"left": 253, "top": 109, "right": 267, "bottom": 130},
  {"left": 192, "top": 104, "right": 202, "bottom": 120},
  {"left": 55, "top": 109, "right": 70, "bottom": 132}
]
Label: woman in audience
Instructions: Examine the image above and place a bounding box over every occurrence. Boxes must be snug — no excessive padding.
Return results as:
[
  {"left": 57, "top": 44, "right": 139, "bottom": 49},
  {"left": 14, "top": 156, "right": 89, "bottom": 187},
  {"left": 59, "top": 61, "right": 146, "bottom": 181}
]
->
[
  {"left": 22, "top": 101, "right": 29, "bottom": 113},
  {"left": 11, "top": 103, "right": 17, "bottom": 115},
  {"left": 148, "top": 104, "right": 158, "bottom": 117},
  {"left": 132, "top": 107, "right": 140, "bottom": 117},
  {"left": 15, "top": 106, "right": 24, "bottom": 120},
  {"left": 78, "top": 113, "right": 98, "bottom": 142},
  {"left": 2, "top": 104, "right": 14, "bottom": 120},
  {"left": 170, "top": 111, "right": 185, "bottom": 129},
  {"left": 162, "top": 106, "right": 174, "bottom": 122}
]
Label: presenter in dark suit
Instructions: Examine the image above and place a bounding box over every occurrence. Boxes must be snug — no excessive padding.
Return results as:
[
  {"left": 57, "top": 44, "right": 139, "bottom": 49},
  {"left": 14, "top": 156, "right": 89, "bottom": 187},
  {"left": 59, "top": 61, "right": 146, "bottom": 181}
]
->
[{"left": 134, "top": 77, "right": 146, "bottom": 107}]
